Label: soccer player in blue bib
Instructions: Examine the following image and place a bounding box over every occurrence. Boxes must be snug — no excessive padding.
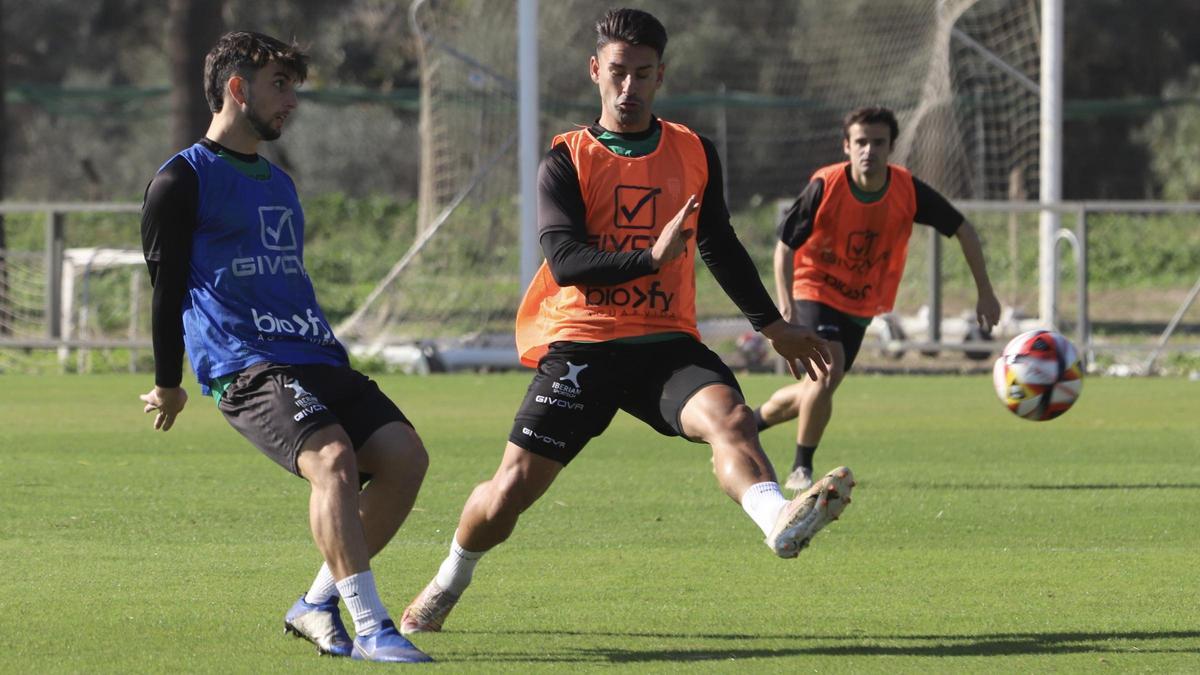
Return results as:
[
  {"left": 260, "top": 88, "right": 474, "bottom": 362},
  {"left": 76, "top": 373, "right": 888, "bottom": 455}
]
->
[{"left": 138, "top": 31, "right": 432, "bottom": 663}]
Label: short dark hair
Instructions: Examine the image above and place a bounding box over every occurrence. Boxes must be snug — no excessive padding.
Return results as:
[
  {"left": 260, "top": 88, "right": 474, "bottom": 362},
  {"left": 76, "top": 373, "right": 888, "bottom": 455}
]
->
[
  {"left": 595, "top": 8, "right": 668, "bottom": 60},
  {"left": 842, "top": 106, "right": 900, "bottom": 143},
  {"left": 204, "top": 31, "right": 308, "bottom": 113}
]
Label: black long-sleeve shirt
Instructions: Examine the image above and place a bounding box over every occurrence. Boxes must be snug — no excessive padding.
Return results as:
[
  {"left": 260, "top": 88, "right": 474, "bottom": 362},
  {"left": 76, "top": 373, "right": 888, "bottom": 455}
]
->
[
  {"left": 537, "top": 120, "right": 781, "bottom": 331},
  {"left": 140, "top": 138, "right": 261, "bottom": 387}
]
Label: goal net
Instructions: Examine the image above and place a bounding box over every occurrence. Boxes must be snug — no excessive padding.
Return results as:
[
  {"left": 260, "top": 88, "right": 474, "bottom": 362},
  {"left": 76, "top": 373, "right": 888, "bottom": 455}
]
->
[{"left": 337, "top": 0, "right": 1040, "bottom": 356}]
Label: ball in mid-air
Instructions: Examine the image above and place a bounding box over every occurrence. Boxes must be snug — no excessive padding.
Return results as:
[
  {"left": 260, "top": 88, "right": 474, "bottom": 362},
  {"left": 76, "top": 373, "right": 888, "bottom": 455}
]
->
[{"left": 992, "top": 329, "right": 1083, "bottom": 421}]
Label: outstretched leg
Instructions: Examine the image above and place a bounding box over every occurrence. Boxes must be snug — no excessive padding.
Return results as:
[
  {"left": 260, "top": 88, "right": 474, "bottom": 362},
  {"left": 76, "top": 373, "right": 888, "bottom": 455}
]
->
[
  {"left": 681, "top": 383, "right": 853, "bottom": 558},
  {"left": 401, "top": 442, "right": 562, "bottom": 634}
]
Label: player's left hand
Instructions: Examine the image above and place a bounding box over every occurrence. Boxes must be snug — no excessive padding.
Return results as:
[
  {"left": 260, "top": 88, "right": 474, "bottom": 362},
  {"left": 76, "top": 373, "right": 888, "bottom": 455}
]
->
[
  {"left": 140, "top": 385, "right": 188, "bottom": 431},
  {"left": 761, "top": 319, "right": 832, "bottom": 381},
  {"left": 976, "top": 289, "right": 1001, "bottom": 336}
]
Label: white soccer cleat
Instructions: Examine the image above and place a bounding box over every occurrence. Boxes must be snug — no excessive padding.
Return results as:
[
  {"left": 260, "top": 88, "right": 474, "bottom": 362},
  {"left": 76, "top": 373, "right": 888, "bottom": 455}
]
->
[
  {"left": 767, "top": 466, "right": 854, "bottom": 558},
  {"left": 784, "top": 465, "right": 814, "bottom": 492},
  {"left": 399, "top": 579, "right": 461, "bottom": 635}
]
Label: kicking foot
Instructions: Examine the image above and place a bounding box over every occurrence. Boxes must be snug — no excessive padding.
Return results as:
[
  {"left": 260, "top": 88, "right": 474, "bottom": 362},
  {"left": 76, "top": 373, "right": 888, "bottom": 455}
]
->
[
  {"left": 352, "top": 619, "right": 434, "bottom": 663},
  {"left": 400, "top": 579, "right": 461, "bottom": 635},
  {"left": 784, "top": 465, "right": 814, "bottom": 492},
  {"left": 766, "top": 466, "right": 855, "bottom": 558},
  {"left": 284, "top": 595, "right": 353, "bottom": 657}
]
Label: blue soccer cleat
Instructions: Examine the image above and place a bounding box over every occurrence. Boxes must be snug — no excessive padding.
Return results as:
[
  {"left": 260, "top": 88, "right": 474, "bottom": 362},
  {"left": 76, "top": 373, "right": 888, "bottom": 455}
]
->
[
  {"left": 284, "top": 595, "right": 354, "bottom": 657},
  {"left": 352, "top": 619, "right": 434, "bottom": 663}
]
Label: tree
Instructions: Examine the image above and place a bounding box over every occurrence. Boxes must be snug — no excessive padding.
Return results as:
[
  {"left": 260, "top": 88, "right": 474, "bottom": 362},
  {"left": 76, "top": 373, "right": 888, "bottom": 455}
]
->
[
  {"left": 168, "top": 0, "right": 225, "bottom": 150},
  {"left": 1139, "top": 65, "right": 1200, "bottom": 201},
  {"left": 0, "top": 0, "right": 9, "bottom": 335}
]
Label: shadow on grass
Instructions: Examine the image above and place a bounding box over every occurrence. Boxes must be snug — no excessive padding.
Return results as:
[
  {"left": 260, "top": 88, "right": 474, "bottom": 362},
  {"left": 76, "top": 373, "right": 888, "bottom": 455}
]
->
[{"left": 447, "top": 629, "right": 1200, "bottom": 663}]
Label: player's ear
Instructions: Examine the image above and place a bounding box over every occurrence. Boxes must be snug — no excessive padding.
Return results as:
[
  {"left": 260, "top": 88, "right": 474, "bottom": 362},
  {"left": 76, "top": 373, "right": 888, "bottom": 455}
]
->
[
  {"left": 655, "top": 61, "right": 664, "bottom": 87},
  {"left": 227, "top": 74, "right": 249, "bottom": 106},
  {"left": 589, "top": 55, "right": 600, "bottom": 83}
]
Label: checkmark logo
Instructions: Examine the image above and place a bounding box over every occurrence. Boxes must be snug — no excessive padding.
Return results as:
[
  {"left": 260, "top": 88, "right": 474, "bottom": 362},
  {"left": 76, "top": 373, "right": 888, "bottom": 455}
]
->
[
  {"left": 259, "top": 206, "right": 297, "bottom": 251},
  {"left": 845, "top": 230, "right": 877, "bottom": 261},
  {"left": 614, "top": 185, "right": 661, "bottom": 229}
]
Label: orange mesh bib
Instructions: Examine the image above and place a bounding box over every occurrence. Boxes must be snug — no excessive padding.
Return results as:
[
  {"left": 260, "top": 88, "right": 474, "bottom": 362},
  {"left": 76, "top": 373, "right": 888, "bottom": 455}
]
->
[
  {"left": 515, "top": 121, "right": 709, "bottom": 367},
  {"left": 792, "top": 162, "right": 917, "bottom": 317}
]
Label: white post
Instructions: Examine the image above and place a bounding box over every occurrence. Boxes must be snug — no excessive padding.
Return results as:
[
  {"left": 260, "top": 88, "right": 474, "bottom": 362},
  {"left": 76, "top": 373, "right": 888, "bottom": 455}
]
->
[
  {"left": 1038, "top": 0, "right": 1064, "bottom": 328},
  {"left": 518, "top": 0, "right": 540, "bottom": 290}
]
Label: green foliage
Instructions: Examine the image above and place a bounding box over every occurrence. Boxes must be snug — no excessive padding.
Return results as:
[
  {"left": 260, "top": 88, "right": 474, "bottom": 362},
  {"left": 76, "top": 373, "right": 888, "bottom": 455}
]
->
[
  {"left": 301, "top": 193, "right": 418, "bottom": 322},
  {"left": 1139, "top": 65, "right": 1200, "bottom": 201},
  {"left": 2, "top": 374, "right": 1199, "bottom": 671}
]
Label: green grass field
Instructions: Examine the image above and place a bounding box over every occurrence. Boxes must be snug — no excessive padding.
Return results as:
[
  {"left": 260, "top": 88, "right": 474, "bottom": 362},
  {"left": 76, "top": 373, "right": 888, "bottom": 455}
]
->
[{"left": 2, "top": 373, "right": 1198, "bottom": 672}]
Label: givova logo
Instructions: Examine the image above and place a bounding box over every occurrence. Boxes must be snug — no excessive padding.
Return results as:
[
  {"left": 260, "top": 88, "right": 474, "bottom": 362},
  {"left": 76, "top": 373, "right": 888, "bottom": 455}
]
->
[
  {"left": 253, "top": 307, "right": 333, "bottom": 343},
  {"left": 522, "top": 427, "right": 567, "bottom": 448}
]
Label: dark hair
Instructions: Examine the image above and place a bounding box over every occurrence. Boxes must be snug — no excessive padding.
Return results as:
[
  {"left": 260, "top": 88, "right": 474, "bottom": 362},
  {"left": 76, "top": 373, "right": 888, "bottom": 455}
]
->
[
  {"left": 204, "top": 31, "right": 308, "bottom": 113},
  {"left": 842, "top": 106, "right": 900, "bottom": 143},
  {"left": 595, "top": 8, "right": 668, "bottom": 59}
]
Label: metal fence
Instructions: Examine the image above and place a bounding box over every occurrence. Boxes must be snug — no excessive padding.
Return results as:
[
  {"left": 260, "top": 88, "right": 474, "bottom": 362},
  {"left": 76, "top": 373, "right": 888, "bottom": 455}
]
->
[{"left": 1, "top": 200, "right": 1198, "bottom": 374}]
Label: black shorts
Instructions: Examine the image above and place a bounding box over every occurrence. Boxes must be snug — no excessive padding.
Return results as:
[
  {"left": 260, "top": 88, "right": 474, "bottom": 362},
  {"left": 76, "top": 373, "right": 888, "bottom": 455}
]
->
[
  {"left": 217, "top": 362, "right": 412, "bottom": 477},
  {"left": 508, "top": 337, "right": 742, "bottom": 465},
  {"left": 793, "top": 300, "right": 870, "bottom": 370}
]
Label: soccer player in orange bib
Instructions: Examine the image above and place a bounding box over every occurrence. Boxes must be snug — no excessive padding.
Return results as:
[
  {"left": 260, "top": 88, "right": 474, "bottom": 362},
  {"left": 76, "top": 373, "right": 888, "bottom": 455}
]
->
[
  {"left": 754, "top": 106, "right": 1002, "bottom": 491},
  {"left": 400, "top": 8, "right": 853, "bottom": 634}
]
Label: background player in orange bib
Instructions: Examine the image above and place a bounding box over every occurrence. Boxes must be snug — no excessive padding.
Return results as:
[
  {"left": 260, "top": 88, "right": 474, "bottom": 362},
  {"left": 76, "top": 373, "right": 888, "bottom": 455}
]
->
[
  {"left": 754, "top": 106, "right": 1002, "bottom": 491},
  {"left": 400, "top": 8, "right": 854, "bottom": 635}
]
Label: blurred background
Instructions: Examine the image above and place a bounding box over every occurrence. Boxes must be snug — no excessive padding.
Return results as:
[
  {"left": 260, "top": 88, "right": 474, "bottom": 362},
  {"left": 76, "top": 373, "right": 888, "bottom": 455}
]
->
[{"left": 1, "top": 0, "right": 1198, "bottom": 376}]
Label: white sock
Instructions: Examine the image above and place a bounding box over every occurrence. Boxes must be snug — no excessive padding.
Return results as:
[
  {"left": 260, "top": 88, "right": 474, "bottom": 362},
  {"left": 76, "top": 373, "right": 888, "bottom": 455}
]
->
[
  {"left": 741, "top": 481, "right": 789, "bottom": 536},
  {"left": 304, "top": 563, "right": 338, "bottom": 605},
  {"left": 335, "top": 570, "right": 389, "bottom": 636},
  {"left": 434, "top": 534, "right": 485, "bottom": 595}
]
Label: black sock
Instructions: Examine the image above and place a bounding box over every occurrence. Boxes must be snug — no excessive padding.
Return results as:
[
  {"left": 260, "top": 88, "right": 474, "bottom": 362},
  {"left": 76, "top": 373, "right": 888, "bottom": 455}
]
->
[
  {"left": 796, "top": 444, "right": 817, "bottom": 470},
  {"left": 753, "top": 406, "right": 770, "bottom": 432}
]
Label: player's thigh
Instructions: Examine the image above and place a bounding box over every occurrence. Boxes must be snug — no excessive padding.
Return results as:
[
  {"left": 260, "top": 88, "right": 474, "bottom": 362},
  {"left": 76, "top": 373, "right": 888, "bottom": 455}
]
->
[
  {"left": 299, "top": 364, "right": 418, "bottom": 482},
  {"left": 218, "top": 362, "right": 345, "bottom": 477},
  {"left": 619, "top": 338, "right": 743, "bottom": 441},
  {"left": 793, "top": 300, "right": 862, "bottom": 377},
  {"left": 484, "top": 441, "right": 567, "bottom": 512},
  {"left": 356, "top": 421, "right": 427, "bottom": 481},
  {"left": 508, "top": 342, "right": 621, "bottom": 466}
]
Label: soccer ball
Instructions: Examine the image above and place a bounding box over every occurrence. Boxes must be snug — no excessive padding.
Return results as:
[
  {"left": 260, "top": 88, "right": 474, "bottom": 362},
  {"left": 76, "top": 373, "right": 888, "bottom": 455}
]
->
[{"left": 992, "top": 329, "right": 1083, "bottom": 421}]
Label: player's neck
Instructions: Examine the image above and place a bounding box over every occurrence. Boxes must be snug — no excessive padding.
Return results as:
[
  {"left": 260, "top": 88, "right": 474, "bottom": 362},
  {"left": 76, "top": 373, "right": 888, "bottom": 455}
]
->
[
  {"left": 205, "top": 115, "right": 261, "bottom": 156},
  {"left": 598, "top": 112, "right": 654, "bottom": 135},
  {"left": 850, "top": 166, "right": 887, "bottom": 192}
]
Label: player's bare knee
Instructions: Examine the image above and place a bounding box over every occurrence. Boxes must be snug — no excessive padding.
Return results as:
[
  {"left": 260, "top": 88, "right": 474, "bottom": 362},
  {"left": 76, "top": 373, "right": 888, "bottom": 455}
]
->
[
  {"left": 400, "top": 437, "right": 430, "bottom": 481},
  {"left": 709, "top": 402, "right": 757, "bottom": 444},
  {"left": 304, "top": 441, "right": 358, "bottom": 488}
]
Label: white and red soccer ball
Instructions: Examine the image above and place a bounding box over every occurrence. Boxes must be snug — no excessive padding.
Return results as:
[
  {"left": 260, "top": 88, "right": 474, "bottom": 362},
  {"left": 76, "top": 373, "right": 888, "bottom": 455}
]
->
[{"left": 992, "top": 329, "right": 1083, "bottom": 421}]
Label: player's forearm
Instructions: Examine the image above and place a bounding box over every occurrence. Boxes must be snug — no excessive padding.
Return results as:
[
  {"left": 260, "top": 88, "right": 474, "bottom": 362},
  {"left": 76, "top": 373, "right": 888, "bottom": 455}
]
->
[
  {"left": 149, "top": 267, "right": 188, "bottom": 388},
  {"left": 540, "top": 230, "right": 656, "bottom": 286},
  {"left": 773, "top": 241, "right": 795, "bottom": 314},
  {"left": 956, "top": 221, "right": 995, "bottom": 296}
]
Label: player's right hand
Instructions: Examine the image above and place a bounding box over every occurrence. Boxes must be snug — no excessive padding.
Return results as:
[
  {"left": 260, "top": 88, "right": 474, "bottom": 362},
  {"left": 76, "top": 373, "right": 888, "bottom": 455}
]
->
[
  {"left": 649, "top": 194, "right": 699, "bottom": 268},
  {"left": 761, "top": 319, "right": 832, "bottom": 381},
  {"left": 140, "top": 385, "right": 188, "bottom": 431}
]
